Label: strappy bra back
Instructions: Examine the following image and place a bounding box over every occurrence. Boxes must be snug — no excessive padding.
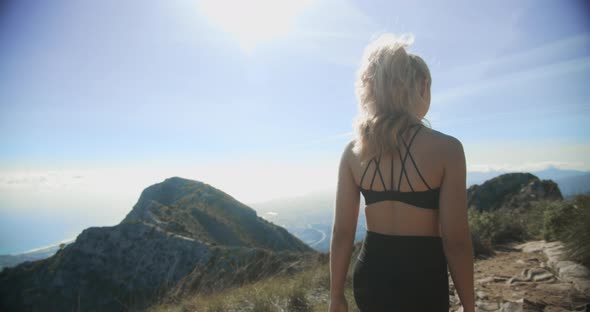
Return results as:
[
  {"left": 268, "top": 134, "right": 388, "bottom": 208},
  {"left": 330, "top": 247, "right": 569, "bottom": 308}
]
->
[{"left": 359, "top": 124, "right": 440, "bottom": 210}]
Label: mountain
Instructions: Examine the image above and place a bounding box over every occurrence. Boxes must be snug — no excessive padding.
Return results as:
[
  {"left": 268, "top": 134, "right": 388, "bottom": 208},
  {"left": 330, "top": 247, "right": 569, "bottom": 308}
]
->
[
  {"left": 0, "top": 177, "right": 316, "bottom": 312},
  {"left": 3, "top": 167, "right": 586, "bottom": 270},
  {"left": 467, "top": 173, "right": 563, "bottom": 211},
  {"left": 121, "top": 177, "right": 312, "bottom": 252},
  {"left": 467, "top": 167, "right": 590, "bottom": 197},
  {"left": 533, "top": 167, "right": 589, "bottom": 180},
  {"left": 553, "top": 173, "right": 590, "bottom": 198}
]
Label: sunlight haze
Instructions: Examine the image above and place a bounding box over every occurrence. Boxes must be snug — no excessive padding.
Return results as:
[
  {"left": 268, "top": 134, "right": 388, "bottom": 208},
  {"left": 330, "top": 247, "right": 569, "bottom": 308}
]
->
[{"left": 1, "top": 0, "right": 588, "bottom": 254}]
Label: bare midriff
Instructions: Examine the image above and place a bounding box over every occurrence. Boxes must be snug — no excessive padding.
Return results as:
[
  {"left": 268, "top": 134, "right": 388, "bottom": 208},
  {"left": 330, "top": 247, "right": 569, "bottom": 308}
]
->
[{"left": 364, "top": 201, "right": 441, "bottom": 237}]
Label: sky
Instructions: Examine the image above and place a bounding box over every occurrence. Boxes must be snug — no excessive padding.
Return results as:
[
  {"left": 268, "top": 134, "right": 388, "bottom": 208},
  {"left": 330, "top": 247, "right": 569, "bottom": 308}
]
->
[{"left": 0, "top": 0, "right": 589, "bottom": 254}]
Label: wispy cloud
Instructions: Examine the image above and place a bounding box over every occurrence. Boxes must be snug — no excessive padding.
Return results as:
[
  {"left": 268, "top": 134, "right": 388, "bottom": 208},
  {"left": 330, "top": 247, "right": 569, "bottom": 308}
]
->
[
  {"left": 434, "top": 56, "right": 590, "bottom": 105},
  {"left": 434, "top": 34, "right": 590, "bottom": 105},
  {"left": 285, "top": 0, "right": 379, "bottom": 67}
]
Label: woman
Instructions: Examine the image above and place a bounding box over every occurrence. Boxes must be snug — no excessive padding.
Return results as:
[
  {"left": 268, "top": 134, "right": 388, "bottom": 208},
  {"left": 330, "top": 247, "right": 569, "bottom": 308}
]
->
[{"left": 328, "top": 34, "right": 475, "bottom": 312}]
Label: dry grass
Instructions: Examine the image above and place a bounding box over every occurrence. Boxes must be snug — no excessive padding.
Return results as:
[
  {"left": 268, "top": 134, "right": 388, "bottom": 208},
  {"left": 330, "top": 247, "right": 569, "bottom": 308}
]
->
[{"left": 146, "top": 256, "right": 360, "bottom": 312}]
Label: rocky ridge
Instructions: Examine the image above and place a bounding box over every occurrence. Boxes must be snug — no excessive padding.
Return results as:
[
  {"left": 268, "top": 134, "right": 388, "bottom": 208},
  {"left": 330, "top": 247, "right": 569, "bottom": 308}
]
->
[
  {"left": 468, "top": 173, "right": 563, "bottom": 212},
  {"left": 0, "top": 177, "right": 316, "bottom": 312}
]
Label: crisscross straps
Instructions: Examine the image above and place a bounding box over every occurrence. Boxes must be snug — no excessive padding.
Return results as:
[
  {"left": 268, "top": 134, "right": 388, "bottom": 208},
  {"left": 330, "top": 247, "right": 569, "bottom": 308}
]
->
[
  {"left": 360, "top": 124, "right": 432, "bottom": 192},
  {"left": 397, "top": 125, "right": 432, "bottom": 191}
]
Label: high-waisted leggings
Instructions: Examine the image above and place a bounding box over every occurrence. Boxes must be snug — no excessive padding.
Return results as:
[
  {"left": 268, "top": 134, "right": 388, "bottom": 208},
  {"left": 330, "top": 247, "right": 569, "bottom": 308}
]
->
[{"left": 352, "top": 230, "right": 449, "bottom": 311}]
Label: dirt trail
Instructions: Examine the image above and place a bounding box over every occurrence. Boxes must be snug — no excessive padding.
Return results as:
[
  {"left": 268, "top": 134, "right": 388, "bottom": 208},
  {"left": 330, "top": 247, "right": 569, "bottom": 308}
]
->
[{"left": 449, "top": 241, "right": 590, "bottom": 312}]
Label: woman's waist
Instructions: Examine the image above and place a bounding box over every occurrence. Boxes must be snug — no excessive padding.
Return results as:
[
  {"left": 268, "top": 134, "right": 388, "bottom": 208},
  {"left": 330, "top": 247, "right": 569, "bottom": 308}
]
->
[
  {"left": 358, "top": 230, "right": 446, "bottom": 263},
  {"left": 364, "top": 226, "right": 442, "bottom": 239},
  {"left": 364, "top": 210, "right": 441, "bottom": 236}
]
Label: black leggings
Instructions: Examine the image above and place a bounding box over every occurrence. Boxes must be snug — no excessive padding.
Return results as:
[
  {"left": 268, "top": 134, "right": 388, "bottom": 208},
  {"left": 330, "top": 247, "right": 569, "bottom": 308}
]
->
[{"left": 352, "top": 230, "right": 449, "bottom": 312}]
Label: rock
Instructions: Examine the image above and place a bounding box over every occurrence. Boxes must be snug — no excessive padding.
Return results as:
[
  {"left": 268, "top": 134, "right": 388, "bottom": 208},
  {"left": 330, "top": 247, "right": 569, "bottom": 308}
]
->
[
  {"left": 500, "top": 301, "right": 523, "bottom": 312},
  {"left": 507, "top": 268, "right": 556, "bottom": 284},
  {"left": 477, "top": 290, "right": 488, "bottom": 299},
  {"left": 516, "top": 241, "right": 546, "bottom": 253},
  {"left": 468, "top": 173, "right": 562, "bottom": 211},
  {"left": 540, "top": 240, "right": 590, "bottom": 295},
  {"left": 478, "top": 276, "right": 495, "bottom": 284},
  {"left": 533, "top": 272, "right": 556, "bottom": 282},
  {"left": 554, "top": 260, "right": 580, "bottom": 273},
  {"left": 571, "top": 279, "right": 590, "bottom": 297},
  {"left": 520, "top": 298, "right": 545, "bottom": 311},
  {"left": 544, "top": 241, "right": 563, "bottom": 249},
  {"left": 476, "top": 301, "right": 500, "bottom": 311},
  {"left": 499, "top": 298, "right": 544, "bottom": 312},
  {"left": 478, "top": 276, "right": 509, "bottom": 284},
  {"left": 559, "top": 263, "right": 590, "bottom": 279},
  {"left": 535, "top": 282, "right": 574, "bottom": 293}
]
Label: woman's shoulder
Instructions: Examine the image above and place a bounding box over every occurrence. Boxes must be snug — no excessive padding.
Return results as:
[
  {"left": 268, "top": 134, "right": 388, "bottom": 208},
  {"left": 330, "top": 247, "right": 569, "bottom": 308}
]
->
[
  {"left": 342, "top": 139, "right": 358, "bottom": 158},
  {"left": 421, "top": 128, "right": 465, "bottom": 166},
  {"left": 421, "top": 126, "right": 462, "bottom": 146},
  {"left": 340, "top": 138, "right": 364, "bottom": 167},
  {"left": 343, "top": 127, "right": 464, "bottom": 162},
  {"left": 420, "top": 127, "right": 464, "bottom": 158}
]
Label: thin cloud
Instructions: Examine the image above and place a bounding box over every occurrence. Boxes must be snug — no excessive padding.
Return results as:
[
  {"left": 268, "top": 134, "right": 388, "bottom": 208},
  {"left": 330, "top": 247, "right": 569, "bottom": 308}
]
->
[
  {"left": 434, "top": 56, "right": 590, "bottom": 105},
  {"left": 434, "top": 34, "right": 590, "bottom": 105}
]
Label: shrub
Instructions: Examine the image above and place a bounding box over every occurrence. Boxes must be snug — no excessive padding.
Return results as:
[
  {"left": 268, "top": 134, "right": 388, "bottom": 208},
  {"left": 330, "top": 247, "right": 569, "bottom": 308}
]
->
[
  {"left": 542, "top": 200, "right": 576, "bottom": 241},
  {"left": 559, "top": 195, "right": 590, "bottom": 268},
  {"left": 203, "top": 298, "right": 226, "bottom": 312},
  {"left": 287, "top": 286, "right": 311, "bottom": 312},
  {"left": 468, "top": 208, "right": 528, "bottom": 257},
  {"left": 520, "top": 201, "right": 546, "bottom": 239},
  {"left": 250, "top": 294, "right": 275, "bottom": 312},
  {"left": 468, "top": 210, "right": 495, "bottom": 256},
  {"left": 490, "top": 210, "right": 528, "bottom": 243}
]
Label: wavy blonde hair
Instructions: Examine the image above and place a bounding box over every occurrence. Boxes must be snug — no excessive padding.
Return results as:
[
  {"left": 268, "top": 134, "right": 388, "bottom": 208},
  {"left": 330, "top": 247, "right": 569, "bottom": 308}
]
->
[{"left": 352, "top": 33, "right": 431, "bottom": 162}]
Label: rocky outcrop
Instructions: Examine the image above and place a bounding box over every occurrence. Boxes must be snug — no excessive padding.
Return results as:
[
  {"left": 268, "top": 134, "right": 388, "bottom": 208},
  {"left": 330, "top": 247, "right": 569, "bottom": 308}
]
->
[
  {"left": 448, "top": 240, "right": 590, "bottom": 312},
  {"left": 518, "top": 240, "right": 590, "bottom": 296},
  {"left": 122, "top": 177, "right": 313, "bottom": 252},
  {"left": 468, "top": 173, "right": 563, "bottom": 211},
  {"left": 0, "top": 177, "right": 316, "bottom": 312}
]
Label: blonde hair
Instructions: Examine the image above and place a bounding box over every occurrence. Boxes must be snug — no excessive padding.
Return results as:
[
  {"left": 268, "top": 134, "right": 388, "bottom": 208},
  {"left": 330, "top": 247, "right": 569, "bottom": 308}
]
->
[{"left": 352, "top": 33, "right": 431, "bottom": 162}]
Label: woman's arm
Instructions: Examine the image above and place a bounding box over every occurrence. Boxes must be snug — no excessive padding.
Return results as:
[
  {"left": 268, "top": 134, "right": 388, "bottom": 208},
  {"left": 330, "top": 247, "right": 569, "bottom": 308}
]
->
[
  {"left": 439, "top": 137, "right": 475, "bottom": 312},
  {"left": 329, "top": 142, "right": 361, "bottom": 302}
]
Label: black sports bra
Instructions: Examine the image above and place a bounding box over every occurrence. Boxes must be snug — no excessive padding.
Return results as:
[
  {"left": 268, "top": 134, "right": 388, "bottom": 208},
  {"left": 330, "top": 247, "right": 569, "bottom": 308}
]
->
[{"left": 359, "top": 124, "right": 440, "bottom": 210}]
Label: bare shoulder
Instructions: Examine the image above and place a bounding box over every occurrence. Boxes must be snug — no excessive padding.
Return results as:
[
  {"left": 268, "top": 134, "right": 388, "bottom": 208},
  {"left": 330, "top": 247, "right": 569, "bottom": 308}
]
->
[
  {"left": 341, "top": 139, "right": 358, "bottom": 164},
  {"left": 421, "top": 127, "right": 464, "bottom": 161}
]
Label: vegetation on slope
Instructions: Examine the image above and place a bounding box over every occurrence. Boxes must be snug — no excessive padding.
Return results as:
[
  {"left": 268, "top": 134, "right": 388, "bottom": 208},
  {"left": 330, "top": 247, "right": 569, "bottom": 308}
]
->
[
  {"left": 147, "top": 253, "right": 352, "bottom": 312},
  {"left": 469, "top": 194, "right": 590, "bottom": 263}
]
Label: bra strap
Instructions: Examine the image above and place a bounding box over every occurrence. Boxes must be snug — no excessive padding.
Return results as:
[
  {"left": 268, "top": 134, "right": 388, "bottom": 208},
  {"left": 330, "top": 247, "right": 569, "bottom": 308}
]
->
[
  {"left": 397, "top": 125, "right": 423, "bottom": 192},
  {"left": 371, "top": 154, "right": 387, "bottom": 190},
  {"left": 401, "top": 126, "right": 433, "bottom": 190},
  {"left": 359, "top": 158, "right": 373, "bottom": 188},
  {"left": 390, "top": 154, "right": 395, "bottom": 191}
]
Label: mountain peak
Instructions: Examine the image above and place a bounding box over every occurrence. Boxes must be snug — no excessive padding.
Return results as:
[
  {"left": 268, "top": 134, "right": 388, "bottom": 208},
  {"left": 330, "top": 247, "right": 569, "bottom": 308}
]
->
[
  {"left": 468, "top": 172, "right": 563, "bottom": 211},
  {"left": 121, "top": 177, "right": 312, "bottom": 252},
  {"left": 0, "top": 177, "right": 315, "bottom": 311}
]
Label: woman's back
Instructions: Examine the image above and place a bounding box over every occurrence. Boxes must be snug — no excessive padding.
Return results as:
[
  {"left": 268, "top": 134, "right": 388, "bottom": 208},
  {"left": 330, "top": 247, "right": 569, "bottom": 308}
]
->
[
  {"left": 328, "top": 33, "right": 474, "bottom": 312},
  {"left": 348, "top": 124, "right": 447, "bottom": 237}
]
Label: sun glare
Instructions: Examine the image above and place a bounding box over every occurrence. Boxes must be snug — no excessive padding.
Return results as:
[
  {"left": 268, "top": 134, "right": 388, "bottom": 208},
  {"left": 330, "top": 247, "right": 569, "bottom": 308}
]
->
[{"left": 198, "top": 0, "right": 313, "bottom": 52}]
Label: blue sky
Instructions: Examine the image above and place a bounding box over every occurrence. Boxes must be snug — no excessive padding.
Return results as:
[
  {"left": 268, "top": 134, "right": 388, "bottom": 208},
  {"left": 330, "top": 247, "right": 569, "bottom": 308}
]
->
[{"left": 0, "top": 0, "right": 589, "bottom": 254}]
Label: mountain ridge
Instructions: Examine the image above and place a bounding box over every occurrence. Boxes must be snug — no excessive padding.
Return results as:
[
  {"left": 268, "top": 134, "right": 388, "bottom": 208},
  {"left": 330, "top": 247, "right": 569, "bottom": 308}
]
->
[{"left": 0, "top": 177, "right": 315, "bottom": 311}]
